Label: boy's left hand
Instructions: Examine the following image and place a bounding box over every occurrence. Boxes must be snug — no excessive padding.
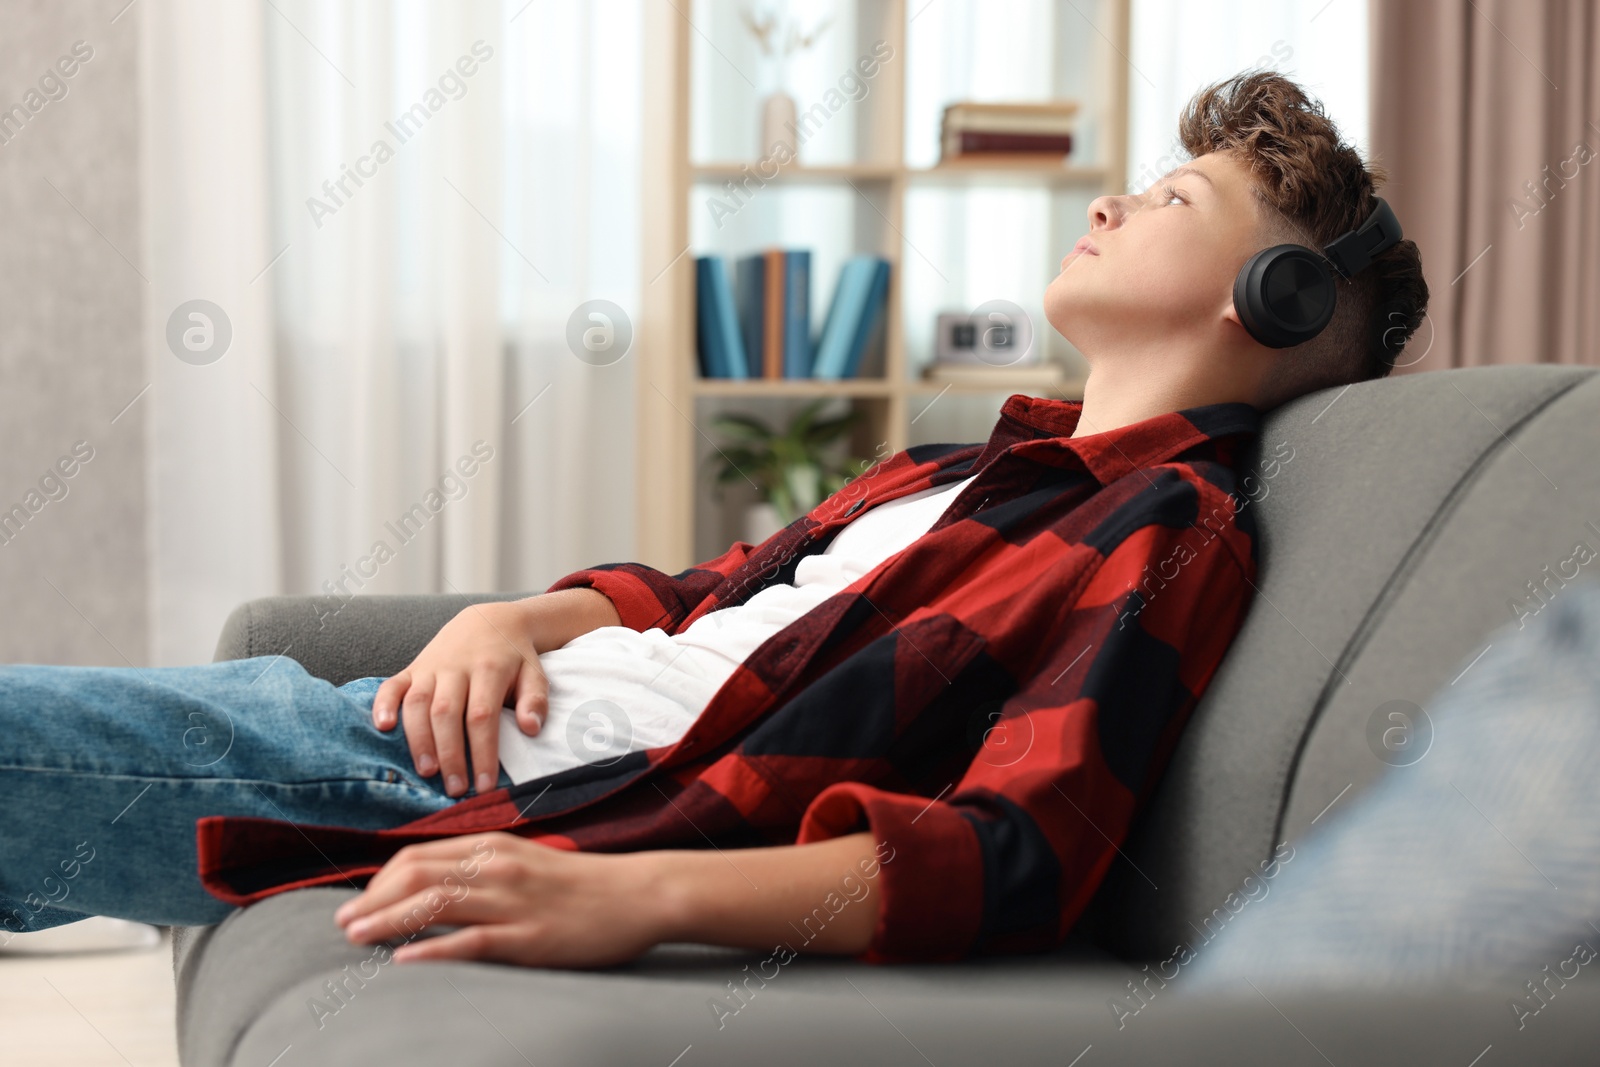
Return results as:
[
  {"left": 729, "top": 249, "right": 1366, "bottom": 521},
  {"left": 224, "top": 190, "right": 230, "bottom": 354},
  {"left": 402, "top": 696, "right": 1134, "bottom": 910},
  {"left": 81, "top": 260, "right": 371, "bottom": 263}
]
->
[{"left": 333, "top": 832, "right": 672, "bottom": 968}]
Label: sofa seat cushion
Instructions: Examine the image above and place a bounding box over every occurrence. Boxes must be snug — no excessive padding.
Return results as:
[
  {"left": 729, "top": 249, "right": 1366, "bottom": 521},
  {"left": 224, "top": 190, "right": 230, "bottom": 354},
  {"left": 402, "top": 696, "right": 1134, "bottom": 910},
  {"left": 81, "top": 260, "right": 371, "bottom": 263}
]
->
[{"left": 175, "top": 886, "right": 1135, "bottom": 1066}]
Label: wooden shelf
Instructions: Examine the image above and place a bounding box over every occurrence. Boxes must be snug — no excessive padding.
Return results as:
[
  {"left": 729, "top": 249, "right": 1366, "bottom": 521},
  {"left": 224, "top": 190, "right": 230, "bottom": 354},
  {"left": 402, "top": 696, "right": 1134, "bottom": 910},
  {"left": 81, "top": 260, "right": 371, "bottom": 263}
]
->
[
  {"left": 638, "top": 0, "right": 1131, "bottom": 571},
  {"left": 692, "top": 378, "right": 895, "bottom": 398},
  {"left": 908, "top": 160, "right": 1109, "bottom": 186},
  {"left": 910, "top": 374, "right": 1088, "bottom": 395},
  {"left": 691, "top": 377, "right": 1082, "bottom": 399},
  {"left": 690, "top": 160, "right": 1108, "bottom": 187},
  {"left": 915, "top": 369, "right": 1088, "bottom": 395},
  {"left": 690, "top": 162, "right": 901, "bottom": 184}
]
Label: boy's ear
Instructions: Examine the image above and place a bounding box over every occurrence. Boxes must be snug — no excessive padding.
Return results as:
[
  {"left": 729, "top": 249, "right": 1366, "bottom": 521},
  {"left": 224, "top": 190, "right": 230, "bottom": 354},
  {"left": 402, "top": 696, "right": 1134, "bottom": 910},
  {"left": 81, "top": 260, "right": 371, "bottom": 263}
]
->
[
  {"left": 1222, "top": 297, "right": 1249, "bottom": 338},
  {"left": 1222, "top": 296, "right": 1267, "bottom": 350}
]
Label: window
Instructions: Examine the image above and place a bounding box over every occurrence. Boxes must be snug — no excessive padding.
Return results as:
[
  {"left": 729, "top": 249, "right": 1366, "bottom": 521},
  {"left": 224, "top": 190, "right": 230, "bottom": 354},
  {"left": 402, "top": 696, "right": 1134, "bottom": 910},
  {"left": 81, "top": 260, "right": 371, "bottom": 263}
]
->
[{"left": 1127, "top": 0, "right": 1370, "bottom": 194}]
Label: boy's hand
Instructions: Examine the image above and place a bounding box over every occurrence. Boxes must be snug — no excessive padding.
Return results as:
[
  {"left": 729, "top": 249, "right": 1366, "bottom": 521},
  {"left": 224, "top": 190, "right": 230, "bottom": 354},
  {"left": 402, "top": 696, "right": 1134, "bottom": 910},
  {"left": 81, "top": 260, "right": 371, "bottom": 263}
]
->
[
  {"left": 335, "top": 833, "right": 672, "bottom": 969},
  {"left": 335, "top": 829, "right": 882, "bottom": 968},
  {"left": 373, "top": 601, "right": 548, "bottom": 797}
]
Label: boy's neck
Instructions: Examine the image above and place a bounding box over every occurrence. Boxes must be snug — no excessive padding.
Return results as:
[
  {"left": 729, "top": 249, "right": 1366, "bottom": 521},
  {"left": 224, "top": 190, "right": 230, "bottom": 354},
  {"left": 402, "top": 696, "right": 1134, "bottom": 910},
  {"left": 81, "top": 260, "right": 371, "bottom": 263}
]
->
[{"left": 1068, "top": 341, "right": 1260, "bottom": 439}]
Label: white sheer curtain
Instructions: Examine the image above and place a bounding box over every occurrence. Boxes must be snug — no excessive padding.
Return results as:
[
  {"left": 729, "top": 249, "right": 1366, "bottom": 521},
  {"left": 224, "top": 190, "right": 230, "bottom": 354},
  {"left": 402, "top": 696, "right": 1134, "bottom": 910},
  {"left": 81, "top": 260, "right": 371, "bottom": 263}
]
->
[
  {"left": 141, "top": 0, "right": 641, "bottom": 665},
  {"left": 1127, "top": 0, "right": 1370, "bottom": 193},
  {"left": 141, "top": 0, "right": 283, "bottom": 667}
]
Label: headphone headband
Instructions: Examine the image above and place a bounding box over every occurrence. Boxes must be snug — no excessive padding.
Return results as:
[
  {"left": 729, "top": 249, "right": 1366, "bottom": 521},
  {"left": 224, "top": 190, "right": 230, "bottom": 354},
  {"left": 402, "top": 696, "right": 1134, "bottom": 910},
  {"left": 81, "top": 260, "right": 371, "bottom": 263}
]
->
[{"left": 1321, "top": 197, "right": 1403, "bottom": 279}]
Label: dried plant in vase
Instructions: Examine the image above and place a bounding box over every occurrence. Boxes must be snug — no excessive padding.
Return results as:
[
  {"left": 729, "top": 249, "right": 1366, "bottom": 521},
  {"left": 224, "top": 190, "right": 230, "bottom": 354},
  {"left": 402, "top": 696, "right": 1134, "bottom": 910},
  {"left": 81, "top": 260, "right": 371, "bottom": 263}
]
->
[{"left": 740, "top": 3, "right": 832, "bottom": 162}]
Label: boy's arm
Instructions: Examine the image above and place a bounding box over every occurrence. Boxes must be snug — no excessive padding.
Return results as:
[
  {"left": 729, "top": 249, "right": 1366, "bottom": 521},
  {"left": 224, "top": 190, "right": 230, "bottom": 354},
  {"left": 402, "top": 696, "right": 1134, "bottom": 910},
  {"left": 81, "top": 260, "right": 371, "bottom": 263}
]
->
[
  {"left": 540, "top": 537, "right": 770, "bottom": 634},
  {"left": 651, "top": 830, "right": 883, "bottom": 954},
  {"left": 370, "top": 588, "right": 622, "bottom": 798},
  {"left": 789, "top": 478, "right": 1258, "bottom": 963},
  {"left": 513, "top": 587, "right": 623, "bottom": 650},
  {"left": 373, "top": 518, "right": 791, "bottom": 800},
  {"left": 540, "top": 441, "right": 914, "bottom": 634},
  {"left": 335, "top": 830, "right": 883, "bottom": 965},
  {"left": 341, "top": 477, "right": 1253, "bottom": 968}
]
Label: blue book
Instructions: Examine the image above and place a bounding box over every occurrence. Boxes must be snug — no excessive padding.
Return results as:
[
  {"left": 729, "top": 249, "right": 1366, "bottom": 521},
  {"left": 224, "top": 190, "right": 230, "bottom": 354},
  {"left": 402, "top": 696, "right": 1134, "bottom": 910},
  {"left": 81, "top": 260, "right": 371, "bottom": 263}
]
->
[
  {"left": 734, "top": 254, "right": 766, "bottom": 379},
  {"left": 709, "top": 257, "right": 748, "bottom": 378},
  {"left": 841, "top": 259, "right": 890, "bottom": 378},
  {"left": 782, "top": 250, "right": 812, "bottom": 377},
  {"left": 694, "top": 256, "right": 747, "bottom": 378},
  {"left": 694, "top": 256, "right": 723, "bottom": 377},
  {"left": 812, "top": 269, "right": 842, "bottom": 377},
  {"left": 813, "top": 255, "right": 889, "bottom": 379}
]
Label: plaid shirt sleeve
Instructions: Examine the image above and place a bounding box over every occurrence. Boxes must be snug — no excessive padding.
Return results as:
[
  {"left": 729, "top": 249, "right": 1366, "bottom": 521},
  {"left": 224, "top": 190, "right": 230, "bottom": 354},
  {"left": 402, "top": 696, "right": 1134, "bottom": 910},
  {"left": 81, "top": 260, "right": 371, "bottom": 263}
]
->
[
  {"left": 543, "top": 446, "right": 947, "bottom": 634},
  {"left": 794, "top": 476, "right": 1255, "bottom": 964},
  {"left": 542, "top": 540, "right": 766, "bottom": 633}
]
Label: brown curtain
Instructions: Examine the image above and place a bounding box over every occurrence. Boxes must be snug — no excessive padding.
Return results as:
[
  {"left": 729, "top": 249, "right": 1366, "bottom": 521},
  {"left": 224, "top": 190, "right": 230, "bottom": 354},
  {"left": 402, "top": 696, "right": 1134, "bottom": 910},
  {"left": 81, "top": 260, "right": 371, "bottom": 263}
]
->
[{"left": 1370, "top": 0, "right": 1600, "bottom": 371}]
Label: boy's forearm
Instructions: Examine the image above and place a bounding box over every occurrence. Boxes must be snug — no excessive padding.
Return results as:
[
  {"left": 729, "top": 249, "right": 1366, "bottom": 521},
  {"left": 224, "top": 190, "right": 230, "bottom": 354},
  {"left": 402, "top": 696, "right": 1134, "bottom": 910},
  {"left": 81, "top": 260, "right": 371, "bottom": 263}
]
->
[
  {"left": 646, "top": 831, "right": 883, "bottom": 955},
  {"left": 512, "top": 588, "right": 621, "bottom": 652},
  {"left": 340, "top": 829, "right": 887, "bottom": 969},
  {"left": 500, "top": 592, "right": 885, "bottom": 956}
]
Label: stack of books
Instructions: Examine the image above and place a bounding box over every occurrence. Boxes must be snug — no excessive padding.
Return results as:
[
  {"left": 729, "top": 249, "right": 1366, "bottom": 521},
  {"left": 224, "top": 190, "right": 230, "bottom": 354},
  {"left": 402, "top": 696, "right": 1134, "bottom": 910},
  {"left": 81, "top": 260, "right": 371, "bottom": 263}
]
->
[
  {"left": 939, "top": 100, "right": 1079, "bottom": 163},
  {"left": 696, "top": 252, "right": 890, "bottom": 380}
]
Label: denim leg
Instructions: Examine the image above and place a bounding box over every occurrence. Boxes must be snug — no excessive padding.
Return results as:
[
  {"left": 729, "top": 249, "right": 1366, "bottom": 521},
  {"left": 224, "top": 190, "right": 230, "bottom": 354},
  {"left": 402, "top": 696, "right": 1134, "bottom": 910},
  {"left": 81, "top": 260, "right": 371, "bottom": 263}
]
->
[
  {"left": 0, "top": 655, "right": 509, "bottom": 932},
  {"left": 1188, "top": 582, "right": 1600, "bottom": 988}
]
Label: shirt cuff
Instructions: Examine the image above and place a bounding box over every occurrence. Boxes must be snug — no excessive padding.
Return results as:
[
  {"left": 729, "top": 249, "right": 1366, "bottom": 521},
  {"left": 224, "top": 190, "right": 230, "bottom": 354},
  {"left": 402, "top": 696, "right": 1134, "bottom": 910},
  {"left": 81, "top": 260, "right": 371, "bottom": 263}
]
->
[
  {"left": 543, "top": 567, "right": 675, "bottom": 633},
  {"left": 796, "top": 781, "right": 985, "bottom": 964}
]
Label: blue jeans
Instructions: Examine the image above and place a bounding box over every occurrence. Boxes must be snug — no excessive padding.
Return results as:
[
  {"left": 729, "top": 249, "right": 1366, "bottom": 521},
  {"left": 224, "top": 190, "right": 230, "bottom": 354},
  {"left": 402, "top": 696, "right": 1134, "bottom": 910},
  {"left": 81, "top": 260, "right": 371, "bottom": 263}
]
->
[
  {"left": 1190, "top": 581, "right": 1600, "bottom": 989},
  {"left": 0, "top": 655, "right": 507, "bottom": 934}
]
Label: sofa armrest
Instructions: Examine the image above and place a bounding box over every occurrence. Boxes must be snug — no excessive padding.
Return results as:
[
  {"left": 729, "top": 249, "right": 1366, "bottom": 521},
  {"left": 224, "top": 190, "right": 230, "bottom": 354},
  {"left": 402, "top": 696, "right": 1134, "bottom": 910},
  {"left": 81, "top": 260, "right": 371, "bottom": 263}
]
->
[{"left": 211, "top": 592, "right": 540, "bottom": 686}]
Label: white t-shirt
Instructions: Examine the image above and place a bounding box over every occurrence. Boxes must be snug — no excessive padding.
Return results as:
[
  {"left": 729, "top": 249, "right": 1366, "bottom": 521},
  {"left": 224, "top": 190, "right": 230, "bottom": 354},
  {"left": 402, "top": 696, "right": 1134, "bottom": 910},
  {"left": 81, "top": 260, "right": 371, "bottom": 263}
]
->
[{"left": 496, "top": 474, "right": 978, "bottom": 785}]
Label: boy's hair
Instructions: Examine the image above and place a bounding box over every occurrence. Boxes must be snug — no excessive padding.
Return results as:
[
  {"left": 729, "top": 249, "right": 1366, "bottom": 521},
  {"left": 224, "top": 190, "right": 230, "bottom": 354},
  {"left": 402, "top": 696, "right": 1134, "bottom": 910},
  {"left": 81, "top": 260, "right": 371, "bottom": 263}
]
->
[{"left": 1178, "top": 72, "right": 1429, "bottom": 403}]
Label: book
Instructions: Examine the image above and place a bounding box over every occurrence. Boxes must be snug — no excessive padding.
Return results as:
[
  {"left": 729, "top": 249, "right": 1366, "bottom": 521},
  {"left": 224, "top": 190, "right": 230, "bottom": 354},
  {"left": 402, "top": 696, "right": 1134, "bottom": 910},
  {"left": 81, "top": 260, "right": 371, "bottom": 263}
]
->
[
  {"left": 694, "top": 255, "right": 748, "bottom": 378},
  {"left": 734, "top": 254, "right": 765, "bottom": 379},
  {"left": 842, "top": 259, "right": 890, "bottom": 378},
  {"left": 944, "top": 130, "right": 1073, "bottom": 156},
  {"left": 694, "top": 256, "right": 719, "bottom": 377},
  {"left": 934, "top": 152, "right": 1083, "bottom": 170},
  {"left": 783, "top": 250, "right": 812, "bottom": 378},
  {"left": 763, "top": 248, "right": 785, "bottom": 378},
  {"left": 939, "top": 101, "right": 1079, "bottom": 164},
  {"left": 944, "top": 100, "right": 1081, "bottom": 115},
  {"left": 942, "top": 100, "right": 1080, "bottom": 135},
  {"left": 713, "top": 259, "right": 749, "bottom": 379},
  {"left": 943, "top": 113, "right": 1079, "bottom": 136},
  {"left": 813, "top": 254, "right": 891, "bottom": 379}
]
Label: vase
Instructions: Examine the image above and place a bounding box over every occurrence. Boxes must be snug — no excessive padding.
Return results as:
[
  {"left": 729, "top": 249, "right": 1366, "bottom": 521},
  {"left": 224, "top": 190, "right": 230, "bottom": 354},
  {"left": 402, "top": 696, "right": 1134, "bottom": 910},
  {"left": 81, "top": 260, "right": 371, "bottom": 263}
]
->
[{"left": 760, "top": 90, "right": 798, "bottom": 162}]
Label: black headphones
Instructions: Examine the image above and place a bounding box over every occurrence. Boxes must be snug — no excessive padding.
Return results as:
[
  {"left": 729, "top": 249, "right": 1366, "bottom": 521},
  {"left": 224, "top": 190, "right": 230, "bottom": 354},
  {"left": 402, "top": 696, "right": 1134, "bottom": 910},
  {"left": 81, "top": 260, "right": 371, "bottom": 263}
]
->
[{"left": 1233, "top": 197, "right": 1404, "bottom": 348}]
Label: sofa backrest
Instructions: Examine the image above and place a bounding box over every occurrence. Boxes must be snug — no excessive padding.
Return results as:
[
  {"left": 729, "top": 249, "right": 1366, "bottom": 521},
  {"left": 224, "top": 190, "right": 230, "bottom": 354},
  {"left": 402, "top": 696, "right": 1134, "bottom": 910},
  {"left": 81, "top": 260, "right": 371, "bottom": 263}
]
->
[{"left": 1080, "top": 364, "right": 1600, "bottom": 960}]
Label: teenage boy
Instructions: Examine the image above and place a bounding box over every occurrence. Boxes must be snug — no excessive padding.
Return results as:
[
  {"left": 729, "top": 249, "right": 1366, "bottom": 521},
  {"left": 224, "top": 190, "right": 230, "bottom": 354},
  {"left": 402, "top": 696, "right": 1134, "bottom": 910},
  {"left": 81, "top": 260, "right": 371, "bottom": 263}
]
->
[{"left": 0, "top": 72, "right": 1426, "bottom": 968}]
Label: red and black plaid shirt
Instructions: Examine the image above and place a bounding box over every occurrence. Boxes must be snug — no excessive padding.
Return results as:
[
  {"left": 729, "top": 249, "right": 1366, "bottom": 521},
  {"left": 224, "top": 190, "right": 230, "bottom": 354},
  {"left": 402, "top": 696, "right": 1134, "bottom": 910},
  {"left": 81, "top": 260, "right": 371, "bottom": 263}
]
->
[{"left": 199, "top": 394, "right": 1261, "bottom": 964}]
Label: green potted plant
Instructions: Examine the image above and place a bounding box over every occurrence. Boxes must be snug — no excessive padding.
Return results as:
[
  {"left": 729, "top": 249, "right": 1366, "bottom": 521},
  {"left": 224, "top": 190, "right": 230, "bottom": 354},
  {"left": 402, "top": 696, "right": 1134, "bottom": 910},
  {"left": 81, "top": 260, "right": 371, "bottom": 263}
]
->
[{"left": 705, "top": 399, "right": 864, "bottom": 542}]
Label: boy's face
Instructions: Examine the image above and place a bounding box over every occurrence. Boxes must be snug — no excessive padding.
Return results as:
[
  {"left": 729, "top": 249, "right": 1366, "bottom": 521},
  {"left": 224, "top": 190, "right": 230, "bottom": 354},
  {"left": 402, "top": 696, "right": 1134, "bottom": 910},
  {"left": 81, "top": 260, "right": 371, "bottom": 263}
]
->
[{"left": 1044, "top": 149, "right": 1275, "bottom": 355}]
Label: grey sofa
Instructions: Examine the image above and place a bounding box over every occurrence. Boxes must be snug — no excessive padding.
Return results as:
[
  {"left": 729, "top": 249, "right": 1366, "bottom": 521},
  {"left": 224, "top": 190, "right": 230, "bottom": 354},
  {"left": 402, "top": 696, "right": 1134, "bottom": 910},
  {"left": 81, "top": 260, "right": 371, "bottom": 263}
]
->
[{"left": 173, "top": 365, "right": 1600, "bottom": 1065}]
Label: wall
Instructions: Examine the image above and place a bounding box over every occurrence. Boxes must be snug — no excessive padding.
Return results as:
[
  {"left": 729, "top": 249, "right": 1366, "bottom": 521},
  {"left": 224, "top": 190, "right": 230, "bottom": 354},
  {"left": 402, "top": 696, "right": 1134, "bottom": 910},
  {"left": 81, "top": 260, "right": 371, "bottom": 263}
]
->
[{"left": 0, "top": 0, "right": 146, "bottom": 665}]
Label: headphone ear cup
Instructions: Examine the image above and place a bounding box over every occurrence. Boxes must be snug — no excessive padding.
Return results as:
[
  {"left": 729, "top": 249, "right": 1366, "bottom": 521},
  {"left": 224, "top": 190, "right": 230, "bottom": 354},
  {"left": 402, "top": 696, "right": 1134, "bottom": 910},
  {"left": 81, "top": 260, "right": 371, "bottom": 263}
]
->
[{"left": 1233, "top": 245, "right": 1338, "bottom": 349}]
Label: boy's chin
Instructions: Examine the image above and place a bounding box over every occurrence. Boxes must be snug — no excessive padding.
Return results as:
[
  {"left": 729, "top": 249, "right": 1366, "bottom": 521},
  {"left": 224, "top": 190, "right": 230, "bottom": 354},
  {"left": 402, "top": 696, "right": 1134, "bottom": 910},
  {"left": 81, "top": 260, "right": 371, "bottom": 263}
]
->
[
  {"left": 1041, "top": 287, "right": 1079, "bottom": 341},
  {"left": 1041, "top": 293, "right": 1105, "bottom": 350},
  {"left": 1045, "top": 287, "right": 1191, "bottom": 348},
  {"left": 1042, "top": 277, "right": 1117, "bottom": 327}
]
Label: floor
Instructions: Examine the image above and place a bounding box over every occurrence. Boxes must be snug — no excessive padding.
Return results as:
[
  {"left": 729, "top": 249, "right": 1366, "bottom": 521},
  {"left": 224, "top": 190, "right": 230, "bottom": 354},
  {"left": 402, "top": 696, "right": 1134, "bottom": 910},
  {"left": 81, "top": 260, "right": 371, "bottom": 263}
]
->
[{"left": 0, "top": 931, "right": 179, "bottom": 1066}]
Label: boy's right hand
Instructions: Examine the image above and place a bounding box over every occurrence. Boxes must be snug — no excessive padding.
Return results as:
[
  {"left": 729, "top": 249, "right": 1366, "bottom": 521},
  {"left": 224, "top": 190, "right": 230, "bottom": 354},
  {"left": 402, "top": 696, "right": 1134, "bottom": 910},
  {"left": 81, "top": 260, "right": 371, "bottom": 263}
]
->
[{"left": 372, "top": 600, "right": 549, "bottom": 799}]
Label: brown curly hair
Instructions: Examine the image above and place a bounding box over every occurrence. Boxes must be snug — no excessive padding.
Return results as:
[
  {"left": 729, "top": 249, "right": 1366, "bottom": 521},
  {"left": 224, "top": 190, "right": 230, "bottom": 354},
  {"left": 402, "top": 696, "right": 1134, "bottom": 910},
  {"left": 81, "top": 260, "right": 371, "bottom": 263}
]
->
[{"left": 1178, "top": 72, "right": 1428, "bottom": 398}]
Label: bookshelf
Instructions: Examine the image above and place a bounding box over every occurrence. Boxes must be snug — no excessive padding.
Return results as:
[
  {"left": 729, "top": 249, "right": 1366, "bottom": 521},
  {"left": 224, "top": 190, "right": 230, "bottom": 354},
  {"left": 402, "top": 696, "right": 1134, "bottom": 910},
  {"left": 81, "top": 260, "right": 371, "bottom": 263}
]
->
[{"left": 636, "top": 0, "right": 1131, "bottom": 570}]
